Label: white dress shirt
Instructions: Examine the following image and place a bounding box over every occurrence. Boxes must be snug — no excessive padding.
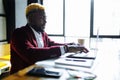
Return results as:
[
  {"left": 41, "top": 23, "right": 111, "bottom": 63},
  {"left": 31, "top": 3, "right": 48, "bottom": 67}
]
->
[
  {"left": 30, "top": 27, "right": 44, "bottom": 48},
  {"left": 30, "top": 26, "right": 65, "bottom": 54}
]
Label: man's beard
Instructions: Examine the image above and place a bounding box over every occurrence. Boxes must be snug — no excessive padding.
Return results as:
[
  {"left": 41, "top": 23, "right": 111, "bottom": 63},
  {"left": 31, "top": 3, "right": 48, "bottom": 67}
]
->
[
  {"left": 34, "top": 26, "right": 44, "bottom": 32},
  {"left": 30, "top": 24, "right": 45, "bottom": 33}
]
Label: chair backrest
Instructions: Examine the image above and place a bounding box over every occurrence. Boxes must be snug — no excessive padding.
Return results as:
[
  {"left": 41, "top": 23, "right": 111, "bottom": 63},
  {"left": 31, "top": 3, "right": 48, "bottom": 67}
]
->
[{"left": 0, "top": 44, "right": 10, "bottom": 60}]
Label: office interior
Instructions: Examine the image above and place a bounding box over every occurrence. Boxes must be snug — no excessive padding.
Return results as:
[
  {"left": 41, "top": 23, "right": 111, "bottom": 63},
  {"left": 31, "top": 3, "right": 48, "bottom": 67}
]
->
[{"left": 0, "top": 0, "right": 120, "bottom": 79}]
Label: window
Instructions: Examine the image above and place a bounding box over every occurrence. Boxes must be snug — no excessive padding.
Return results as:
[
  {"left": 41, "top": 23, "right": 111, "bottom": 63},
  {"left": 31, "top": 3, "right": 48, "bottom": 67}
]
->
[
  {"left": 91, "top": 0, "right": 120, "bottom": 38},
  {"left": 0, "top": 0, "right": 6, "bottom": 42},
  {"left": 43, "top": 0, "right": 63, "bottom": 35},
  {"left": 43, "top": 0, "right": 91, "bottom": 43},
  {"left": 65, "top": 0, "right": 90, "bottom": 37}
]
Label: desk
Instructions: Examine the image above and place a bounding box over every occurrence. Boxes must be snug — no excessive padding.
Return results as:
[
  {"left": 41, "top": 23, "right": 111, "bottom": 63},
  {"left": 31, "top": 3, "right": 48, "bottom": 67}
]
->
[
  {"left": 2, "top": 64, "right": 70, "bottom": 80},
  {"left": 2, "top": 43, "right": 120, "bottom": 80}
]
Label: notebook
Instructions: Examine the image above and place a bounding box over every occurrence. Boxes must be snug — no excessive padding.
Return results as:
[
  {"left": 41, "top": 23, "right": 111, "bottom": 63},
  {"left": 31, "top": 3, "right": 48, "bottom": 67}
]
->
[
  {"left": 54, "top": 49, "right": 97, "bottom": 68},
  {"left": 54, "top": 57, "right": 94, "bottom": 68}
]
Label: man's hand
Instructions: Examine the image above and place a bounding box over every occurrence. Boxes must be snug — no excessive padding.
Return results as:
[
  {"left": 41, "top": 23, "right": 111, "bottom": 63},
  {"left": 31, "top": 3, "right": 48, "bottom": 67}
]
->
[{"left": 67, "top": 44, "right": 89, "bottom": 53}]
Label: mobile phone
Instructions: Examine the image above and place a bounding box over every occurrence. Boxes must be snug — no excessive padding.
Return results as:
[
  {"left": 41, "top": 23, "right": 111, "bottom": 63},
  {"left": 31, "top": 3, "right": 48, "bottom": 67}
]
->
[{"left": 26, "top": 67, "right": 62, "bottom": 78}]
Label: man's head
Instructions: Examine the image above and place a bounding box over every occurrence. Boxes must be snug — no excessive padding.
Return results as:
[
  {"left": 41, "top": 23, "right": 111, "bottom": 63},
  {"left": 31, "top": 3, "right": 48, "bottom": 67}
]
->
[{"left": 26, "top": 3, "right": 46, "bottom": 32}]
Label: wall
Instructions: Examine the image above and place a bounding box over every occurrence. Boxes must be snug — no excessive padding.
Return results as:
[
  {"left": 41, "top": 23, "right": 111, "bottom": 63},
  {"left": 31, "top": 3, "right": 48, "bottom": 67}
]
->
[
  {"left": 15, "top": 0, "right": 27, "bottom": 28},
  {"left": 0, "top": 0, "right": 6, "bottom": 41}
]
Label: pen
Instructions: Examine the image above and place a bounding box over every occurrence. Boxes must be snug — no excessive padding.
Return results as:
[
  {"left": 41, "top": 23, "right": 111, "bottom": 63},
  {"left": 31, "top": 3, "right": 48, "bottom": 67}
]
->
[{"left": 65, "top": 59, "right": 86, "bottom": 62}]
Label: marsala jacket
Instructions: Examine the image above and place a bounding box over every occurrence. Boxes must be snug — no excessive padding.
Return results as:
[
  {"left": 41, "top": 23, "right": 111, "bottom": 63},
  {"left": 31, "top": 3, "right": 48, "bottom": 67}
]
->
[{"left": 10, "top": 24, "right": 64, "bottom": 74}]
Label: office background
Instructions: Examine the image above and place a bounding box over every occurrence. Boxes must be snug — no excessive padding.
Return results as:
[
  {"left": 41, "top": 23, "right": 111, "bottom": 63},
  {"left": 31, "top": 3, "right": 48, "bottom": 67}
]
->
[
  {"left": 0, "top": 0, "right": 120, "bottom": 44},
  {"left": 0, "top": 1, "right": 120, "bottom": 79}
]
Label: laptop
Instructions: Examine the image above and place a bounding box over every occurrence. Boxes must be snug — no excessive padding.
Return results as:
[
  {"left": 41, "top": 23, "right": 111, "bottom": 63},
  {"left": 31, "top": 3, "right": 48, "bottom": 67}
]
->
[
  {"left": 66, "top": 50, "right": 97, "bottom": 60},
  {"left": 54, "top": 30, "right": 99, "bottom": 68}
]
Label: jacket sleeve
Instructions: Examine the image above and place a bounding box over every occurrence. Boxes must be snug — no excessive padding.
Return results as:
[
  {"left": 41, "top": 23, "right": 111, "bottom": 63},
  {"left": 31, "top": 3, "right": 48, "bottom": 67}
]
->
[
  {"left": 10, "top": 28, "right": 62, "bottom": 64},
  {"left": 42, "top": 32, "right": 65, "bottom": 47}
]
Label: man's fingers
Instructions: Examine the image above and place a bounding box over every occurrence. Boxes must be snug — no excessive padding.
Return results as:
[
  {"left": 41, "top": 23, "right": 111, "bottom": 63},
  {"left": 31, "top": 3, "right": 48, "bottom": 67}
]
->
[{"left": 80, "top": 47, "right": 89, "bottom": 53}]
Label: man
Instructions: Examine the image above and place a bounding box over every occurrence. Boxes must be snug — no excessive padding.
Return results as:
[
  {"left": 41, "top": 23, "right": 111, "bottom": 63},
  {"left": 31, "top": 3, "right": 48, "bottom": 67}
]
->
[{"left": 10, "top": 3, "right": 88, "bottom": 74}]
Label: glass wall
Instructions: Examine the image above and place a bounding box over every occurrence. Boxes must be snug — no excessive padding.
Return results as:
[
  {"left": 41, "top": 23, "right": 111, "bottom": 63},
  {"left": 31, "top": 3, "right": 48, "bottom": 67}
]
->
[
  {"left": 43, "top": 0, "right": 63, "bottom": 35},
  {"left": 43, "top": 0, "right": 91, "bottom": 43},
  {"left": 0, "top": 0, "right": 6, "bottom": 42},
  {"left": 92, "top": 0, "right": 120, "bottom": 38}
]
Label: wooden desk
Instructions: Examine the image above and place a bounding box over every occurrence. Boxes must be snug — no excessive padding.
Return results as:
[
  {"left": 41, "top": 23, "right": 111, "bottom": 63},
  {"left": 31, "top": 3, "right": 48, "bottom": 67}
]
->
[
  {"left": 2, "top": 44, "right": 120, "bottom": 80},
  {"left": 2, "top": 64, "right": 70, "bottom": 80}
]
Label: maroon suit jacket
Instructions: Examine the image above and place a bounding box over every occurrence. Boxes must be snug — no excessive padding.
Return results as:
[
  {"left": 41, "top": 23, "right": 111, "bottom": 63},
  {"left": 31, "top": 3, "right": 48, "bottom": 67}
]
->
[{"left": 10, "top": 24, "right": 64, "bottom": 74}]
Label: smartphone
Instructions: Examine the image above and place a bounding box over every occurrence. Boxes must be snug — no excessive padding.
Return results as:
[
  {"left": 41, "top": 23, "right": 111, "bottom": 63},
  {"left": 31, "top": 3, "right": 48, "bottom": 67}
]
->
[{"left": 26, "top": 67, "right": 62, "bottom": 78}]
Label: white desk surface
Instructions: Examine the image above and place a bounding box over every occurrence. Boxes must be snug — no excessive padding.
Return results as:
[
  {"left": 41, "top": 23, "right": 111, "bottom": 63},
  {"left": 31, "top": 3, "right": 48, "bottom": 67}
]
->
[{"left": 3, "top": 41, "right": 120, "bottom": 80}]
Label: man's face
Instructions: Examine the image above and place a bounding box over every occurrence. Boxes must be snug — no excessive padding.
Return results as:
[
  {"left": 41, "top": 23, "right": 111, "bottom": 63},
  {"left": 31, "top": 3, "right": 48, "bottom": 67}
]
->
[{"left": 27, "top": 11, "right": 46, "bottom": 32}]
